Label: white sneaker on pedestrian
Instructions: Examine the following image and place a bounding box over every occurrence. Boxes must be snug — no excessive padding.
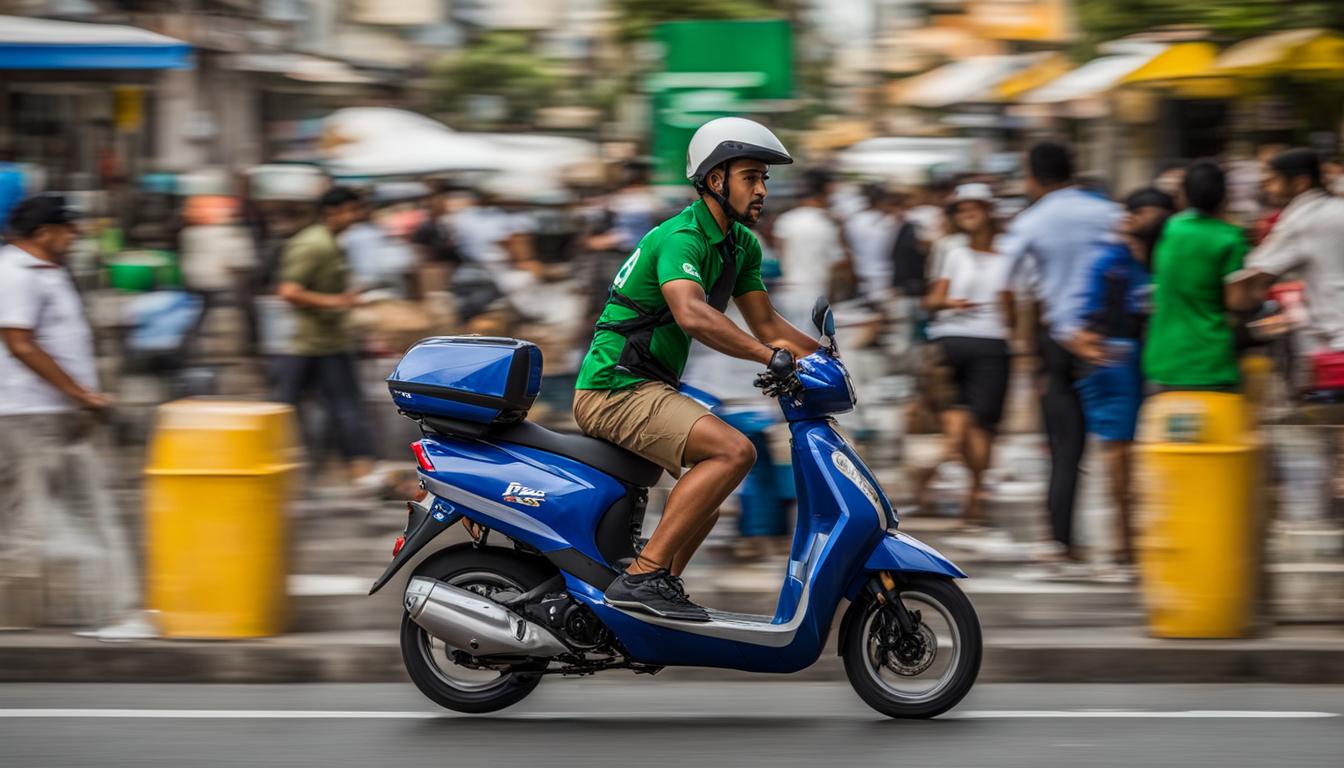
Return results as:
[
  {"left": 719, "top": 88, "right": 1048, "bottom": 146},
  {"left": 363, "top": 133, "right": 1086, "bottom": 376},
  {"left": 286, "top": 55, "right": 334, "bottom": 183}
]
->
[{"left": 74, "top": 611, "right": 158, "bottom": 642}]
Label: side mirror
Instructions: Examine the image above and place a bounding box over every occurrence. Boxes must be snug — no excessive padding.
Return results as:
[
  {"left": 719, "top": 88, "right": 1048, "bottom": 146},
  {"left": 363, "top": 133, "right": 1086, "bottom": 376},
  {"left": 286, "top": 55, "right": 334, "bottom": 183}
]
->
[{"left": 811, "top": 296, "right": 835, "bottom": 338}]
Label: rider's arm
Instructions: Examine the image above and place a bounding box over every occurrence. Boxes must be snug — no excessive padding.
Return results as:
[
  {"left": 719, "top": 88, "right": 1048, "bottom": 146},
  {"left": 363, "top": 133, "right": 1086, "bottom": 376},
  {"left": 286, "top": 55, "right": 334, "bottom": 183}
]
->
[
  {"left": 734, "top": 290, "right": 818, "bottom": 359},
  {"left": 662, "top": 279, "right": 774, "bottom": 364}
]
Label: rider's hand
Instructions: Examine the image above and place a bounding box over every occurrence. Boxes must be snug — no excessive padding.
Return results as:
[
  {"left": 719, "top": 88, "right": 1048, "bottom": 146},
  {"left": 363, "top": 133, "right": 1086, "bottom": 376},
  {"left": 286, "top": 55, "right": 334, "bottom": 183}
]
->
[{"left": 755, "top": 347, "right": 802, "bottom": 398}]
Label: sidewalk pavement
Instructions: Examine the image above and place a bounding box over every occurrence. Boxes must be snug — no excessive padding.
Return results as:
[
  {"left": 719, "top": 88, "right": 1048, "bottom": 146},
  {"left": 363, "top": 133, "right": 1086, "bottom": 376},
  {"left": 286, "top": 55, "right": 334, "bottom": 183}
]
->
[{"left": 3, "top": 508, "right": 1341, "bottom": 684}]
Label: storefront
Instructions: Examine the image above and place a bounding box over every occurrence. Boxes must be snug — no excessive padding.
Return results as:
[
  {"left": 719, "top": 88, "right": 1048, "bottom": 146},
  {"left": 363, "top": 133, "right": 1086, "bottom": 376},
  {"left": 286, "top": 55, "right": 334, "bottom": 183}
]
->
[{"left": 0, "top": 15, "right": 192, "bottom": 202}]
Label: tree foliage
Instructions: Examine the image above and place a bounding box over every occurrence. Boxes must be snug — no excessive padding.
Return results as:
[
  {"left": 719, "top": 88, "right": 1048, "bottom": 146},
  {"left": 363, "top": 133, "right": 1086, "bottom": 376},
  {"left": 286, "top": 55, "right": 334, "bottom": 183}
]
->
[
  {"left": 428, "top": 33, "right": 560, "bottom": 127},
  {"left": 611, "top": 0, "right": 785, "bottom": 42},
  {"left": 1076, "top": 0, "right": 1344, "bottom": 44}
]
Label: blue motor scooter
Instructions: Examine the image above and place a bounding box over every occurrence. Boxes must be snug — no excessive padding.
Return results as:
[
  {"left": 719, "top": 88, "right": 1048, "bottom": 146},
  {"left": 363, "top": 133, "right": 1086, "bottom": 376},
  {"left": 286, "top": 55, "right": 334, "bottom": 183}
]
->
[{"left": 371, "top": 299, "right": 980, "bottom": 718}]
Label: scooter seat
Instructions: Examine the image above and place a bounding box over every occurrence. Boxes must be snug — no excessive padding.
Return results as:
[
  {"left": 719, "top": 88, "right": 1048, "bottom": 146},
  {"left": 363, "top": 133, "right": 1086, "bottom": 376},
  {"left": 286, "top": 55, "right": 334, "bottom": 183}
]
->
[{"left": 488, "top": 421, "right": 664, "bottom": 488}]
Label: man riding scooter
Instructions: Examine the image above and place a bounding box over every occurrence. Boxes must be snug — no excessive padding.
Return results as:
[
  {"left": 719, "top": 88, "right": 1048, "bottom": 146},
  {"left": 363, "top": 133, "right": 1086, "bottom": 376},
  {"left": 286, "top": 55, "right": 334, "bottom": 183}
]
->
[{"left": 573, "top": 117, "right": 818, "bottom": 621}]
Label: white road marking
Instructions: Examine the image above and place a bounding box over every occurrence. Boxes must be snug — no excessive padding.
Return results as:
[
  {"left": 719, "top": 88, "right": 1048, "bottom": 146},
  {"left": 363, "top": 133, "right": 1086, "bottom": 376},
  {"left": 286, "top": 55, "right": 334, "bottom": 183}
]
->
[
  {"left": 946, "top": 710, "right": 1341, "bottom": 720},
  {"left": 0, "top": 709, "right": 1336, "bottom": 720}
]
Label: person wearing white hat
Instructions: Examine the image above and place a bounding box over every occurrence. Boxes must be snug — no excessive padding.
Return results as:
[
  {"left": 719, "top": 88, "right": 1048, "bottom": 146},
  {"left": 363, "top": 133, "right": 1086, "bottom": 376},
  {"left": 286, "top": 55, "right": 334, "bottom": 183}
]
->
[
  {"left": 921, "top": 182, "right": 1016, "bottom": 527},
  {"left": 572, "top": 117, "right": 817, "bottom": 621}
]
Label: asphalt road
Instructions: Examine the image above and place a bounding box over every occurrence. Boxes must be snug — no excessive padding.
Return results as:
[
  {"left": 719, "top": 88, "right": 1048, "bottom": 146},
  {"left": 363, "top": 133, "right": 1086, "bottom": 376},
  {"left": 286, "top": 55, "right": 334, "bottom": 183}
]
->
[{"left": 2, "top": 682, "right": 1340, "bottom": 768}]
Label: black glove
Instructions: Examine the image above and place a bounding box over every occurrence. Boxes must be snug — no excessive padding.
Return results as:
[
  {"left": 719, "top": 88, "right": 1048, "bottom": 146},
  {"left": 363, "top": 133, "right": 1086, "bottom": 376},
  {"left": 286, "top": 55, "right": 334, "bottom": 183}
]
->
[{"left": 754, "top": 347, "right": 802, "bottom": 398}]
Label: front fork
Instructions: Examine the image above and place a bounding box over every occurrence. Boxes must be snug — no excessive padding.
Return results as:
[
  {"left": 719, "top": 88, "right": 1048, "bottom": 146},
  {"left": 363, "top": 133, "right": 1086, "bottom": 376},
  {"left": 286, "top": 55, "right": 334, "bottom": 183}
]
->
[{"left": 871, "top": 571, "right": 921, "bottom": 637}]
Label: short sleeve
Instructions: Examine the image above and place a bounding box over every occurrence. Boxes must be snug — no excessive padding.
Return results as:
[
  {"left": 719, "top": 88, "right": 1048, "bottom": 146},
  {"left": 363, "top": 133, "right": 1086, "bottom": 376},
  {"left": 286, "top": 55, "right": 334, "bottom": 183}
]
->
[
  {"left": 278, "top": 237, "right": 317, "bottom": 287},
  {"left": 0, "top": 261, "right": 41, "bottom": 330},
  {"left": 655, "top": 231, "right": 708, "bottom": 289},
  {"left": 733, "top": 231, "right": 767, "bottom": 297},
  {"left": 1244, "top": 222, "right": 1297, "bottom": 277}
]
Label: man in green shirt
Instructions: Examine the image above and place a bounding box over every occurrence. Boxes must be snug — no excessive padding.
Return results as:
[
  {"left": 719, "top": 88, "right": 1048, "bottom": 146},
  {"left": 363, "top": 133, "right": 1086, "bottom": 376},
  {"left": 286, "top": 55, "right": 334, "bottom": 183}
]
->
[
  {"left": 573, "top": 117, "right": 818, "bottom": 621},
  {"left": 274, "top": 187, "right": 376, "bottom": 482},
  {"left": 1143, "top": 160, "right": 1249, "bottom": 390}
]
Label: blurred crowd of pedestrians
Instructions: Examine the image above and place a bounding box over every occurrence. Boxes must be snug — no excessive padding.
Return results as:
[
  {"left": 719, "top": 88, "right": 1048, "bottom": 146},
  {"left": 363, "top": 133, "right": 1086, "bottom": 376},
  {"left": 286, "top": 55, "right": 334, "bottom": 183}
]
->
[{"left": 3, "top": 131, "right": 1344, "bottom": 631}]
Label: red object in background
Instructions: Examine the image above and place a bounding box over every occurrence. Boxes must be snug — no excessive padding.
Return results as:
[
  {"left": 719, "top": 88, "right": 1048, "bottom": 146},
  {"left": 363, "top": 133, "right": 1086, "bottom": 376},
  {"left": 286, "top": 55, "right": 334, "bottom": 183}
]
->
[
  {"left": 1312, "top": 351, "right": 1344, "bottom": 390},
  {"left": 410, "top": 440, "right": 434, "bottom": 471},
  {"left": 1253, "top": 209, "right": 1282, "bottom": 245},
  {"left": 1268, "top": 281, "right": 1304, "bottom": 307}
]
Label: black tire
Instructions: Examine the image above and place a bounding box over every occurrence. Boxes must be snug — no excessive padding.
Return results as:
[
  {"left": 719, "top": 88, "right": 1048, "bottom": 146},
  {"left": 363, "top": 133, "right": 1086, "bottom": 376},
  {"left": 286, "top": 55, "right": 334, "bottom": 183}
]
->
[
  {"left": 841, "top": 576, "right": 982, "bottom": 719},
  {"left": 399, "top": 545, "right": 557, "bottom": 714}
]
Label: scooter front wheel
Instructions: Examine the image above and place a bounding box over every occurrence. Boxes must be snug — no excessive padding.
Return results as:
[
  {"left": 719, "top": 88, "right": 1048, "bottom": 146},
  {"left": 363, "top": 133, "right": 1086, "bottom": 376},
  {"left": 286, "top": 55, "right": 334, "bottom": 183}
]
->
[{"left": 841, "top": 575, "right": 982, "bottom": 719}]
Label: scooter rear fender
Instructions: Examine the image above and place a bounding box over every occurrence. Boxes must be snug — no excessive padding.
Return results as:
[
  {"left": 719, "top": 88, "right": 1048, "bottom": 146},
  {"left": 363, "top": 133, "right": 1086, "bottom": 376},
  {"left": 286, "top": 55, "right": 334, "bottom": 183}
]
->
[{"left": 368, "top": 495, "right": 462, "bottom": 595}]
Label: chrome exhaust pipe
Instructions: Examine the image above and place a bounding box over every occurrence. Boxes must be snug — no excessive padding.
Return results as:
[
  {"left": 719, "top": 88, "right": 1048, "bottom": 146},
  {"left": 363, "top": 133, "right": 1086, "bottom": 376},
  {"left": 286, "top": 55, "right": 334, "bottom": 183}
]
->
[{"left": 403, "top": 577, "right": 568, "bottom": 657}]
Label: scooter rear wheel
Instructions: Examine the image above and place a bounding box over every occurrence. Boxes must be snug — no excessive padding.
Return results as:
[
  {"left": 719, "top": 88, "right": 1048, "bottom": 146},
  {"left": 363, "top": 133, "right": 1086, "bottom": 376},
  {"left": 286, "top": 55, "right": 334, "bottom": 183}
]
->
[
  {"left": 841, "top": 575, "right": 982, "bottom": 719},
  {"left": 399, "top": 547, "right": 556, "bottom": 714}
]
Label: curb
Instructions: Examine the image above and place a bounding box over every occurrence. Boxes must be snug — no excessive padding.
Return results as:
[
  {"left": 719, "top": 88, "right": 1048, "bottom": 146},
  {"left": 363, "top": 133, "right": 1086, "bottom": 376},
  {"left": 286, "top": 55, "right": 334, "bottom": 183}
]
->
[{"left": 3, "top": 629, "right": 1341, "bottom": 684}]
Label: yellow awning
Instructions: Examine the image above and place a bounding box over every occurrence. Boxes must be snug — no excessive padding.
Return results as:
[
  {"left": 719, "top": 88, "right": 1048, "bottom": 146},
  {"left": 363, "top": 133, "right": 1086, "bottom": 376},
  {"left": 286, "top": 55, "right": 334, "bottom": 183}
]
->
[
  {"left": 1121, "top": 42, "right": 1219, "bottom": 84},
  {"left": 891, "top": 53, "right": 1056, "bottom": 108},
  {"left": 995, "top": 53, "right": 1072, "bottom": 100},
  {"left": 1217, "top": 28, "right": 1344, "bottom": 75}
]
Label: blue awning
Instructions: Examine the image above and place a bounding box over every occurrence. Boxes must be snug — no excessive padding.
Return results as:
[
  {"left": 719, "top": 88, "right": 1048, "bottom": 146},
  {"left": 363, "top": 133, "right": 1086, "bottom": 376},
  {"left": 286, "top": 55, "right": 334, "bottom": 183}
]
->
[{"left": 0, "top": 15, "right": 192, "bottom": 70}]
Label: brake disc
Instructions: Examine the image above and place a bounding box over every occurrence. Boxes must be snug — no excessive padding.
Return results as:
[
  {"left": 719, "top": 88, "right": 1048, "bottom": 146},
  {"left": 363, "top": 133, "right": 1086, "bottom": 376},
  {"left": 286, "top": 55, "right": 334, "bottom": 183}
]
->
[{"left": 882, "top": 622, "right": 937, "bottom": 677}]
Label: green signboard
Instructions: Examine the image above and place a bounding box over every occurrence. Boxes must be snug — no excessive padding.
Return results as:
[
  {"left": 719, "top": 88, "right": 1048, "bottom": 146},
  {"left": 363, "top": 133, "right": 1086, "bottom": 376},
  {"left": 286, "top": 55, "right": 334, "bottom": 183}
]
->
[{"left": 649, "top": 19, "right": 794, "bottom": 185}]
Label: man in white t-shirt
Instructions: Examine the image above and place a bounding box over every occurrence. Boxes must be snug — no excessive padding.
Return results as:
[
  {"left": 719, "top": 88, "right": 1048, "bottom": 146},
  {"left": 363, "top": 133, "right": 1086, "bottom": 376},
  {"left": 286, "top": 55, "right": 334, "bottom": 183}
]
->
[
  {"left": 772, "top": 169, "right": 849, "bottom": 328},
  {"left": 844, "top": 184, "right": 900, "bottom": 300},
  {"left": 1228, "top": 148, "right": 1344, "bottom": 355},
  {"left": 0, "top": 196, "right": 149, "bottom": 638}
]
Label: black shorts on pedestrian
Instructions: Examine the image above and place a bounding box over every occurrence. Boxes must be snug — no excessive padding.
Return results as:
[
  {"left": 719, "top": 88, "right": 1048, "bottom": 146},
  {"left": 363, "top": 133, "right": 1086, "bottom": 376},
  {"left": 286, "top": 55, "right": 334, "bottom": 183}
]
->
[{"left": 937, "top": 336, "right": 1010, "bottom": 431}]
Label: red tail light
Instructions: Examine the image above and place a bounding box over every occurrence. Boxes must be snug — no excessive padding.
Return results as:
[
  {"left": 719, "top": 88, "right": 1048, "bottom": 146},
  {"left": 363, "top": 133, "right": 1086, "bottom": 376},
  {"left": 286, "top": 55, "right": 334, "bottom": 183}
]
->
[
  {"left": 410, "top": 440, "right": 434, "bottom": 471},
  {"left": 392, "top": 535, "right": 406, "bottom": 557}
]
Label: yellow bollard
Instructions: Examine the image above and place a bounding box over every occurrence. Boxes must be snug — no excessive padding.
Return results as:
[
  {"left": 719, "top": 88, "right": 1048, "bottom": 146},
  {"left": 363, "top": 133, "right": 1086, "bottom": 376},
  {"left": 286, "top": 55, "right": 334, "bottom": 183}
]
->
[
  {"left": 1135, "top": 392, "right": 1262, "bottom": 638},
  {"left": 144, "top": 401, "right": 300, "bottom": 638}
]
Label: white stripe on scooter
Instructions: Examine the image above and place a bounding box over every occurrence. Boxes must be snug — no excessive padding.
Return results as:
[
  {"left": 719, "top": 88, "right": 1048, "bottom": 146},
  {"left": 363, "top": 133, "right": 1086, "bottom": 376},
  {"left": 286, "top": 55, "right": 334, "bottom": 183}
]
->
[{"left": 0, "top": 709, "right": 1335, "bottom": 720}]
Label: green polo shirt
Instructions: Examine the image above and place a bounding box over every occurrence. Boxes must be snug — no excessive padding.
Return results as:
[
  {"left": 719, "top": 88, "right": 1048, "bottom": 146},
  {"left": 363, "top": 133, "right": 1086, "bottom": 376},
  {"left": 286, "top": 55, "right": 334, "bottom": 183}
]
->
[
  {"left": 279, "top": 223, "right": 354, "bottom": 356},
  {"left": 576, "top": 199, "right": 767, "bottom": 390},
  {"left": 1142, "top": 210, "right": 1249, "bottom": 389}
]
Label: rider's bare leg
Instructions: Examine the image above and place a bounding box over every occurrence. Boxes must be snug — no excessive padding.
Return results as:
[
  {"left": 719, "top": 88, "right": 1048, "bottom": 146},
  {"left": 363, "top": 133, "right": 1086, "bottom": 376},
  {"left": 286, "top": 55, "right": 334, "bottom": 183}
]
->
[
  {"left": 670, "top": 510, "right": 720, "bottom": 576},
  {"left": 628, "top": 416, "right": 753, "bottom": 575}
]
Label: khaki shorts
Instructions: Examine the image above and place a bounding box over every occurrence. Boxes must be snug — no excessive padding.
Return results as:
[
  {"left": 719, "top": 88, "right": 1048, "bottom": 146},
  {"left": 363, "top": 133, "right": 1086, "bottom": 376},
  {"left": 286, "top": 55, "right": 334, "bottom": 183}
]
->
[{"left": 572, "top": 382, "right": 712, "bottom": 477}]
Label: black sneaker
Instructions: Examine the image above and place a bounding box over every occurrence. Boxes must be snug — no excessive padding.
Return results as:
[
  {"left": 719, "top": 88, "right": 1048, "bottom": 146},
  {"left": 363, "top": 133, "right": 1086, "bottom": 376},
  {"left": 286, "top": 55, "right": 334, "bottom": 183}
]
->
[{"left": 604, "top": 569, "right": 710, "bottom": 622}]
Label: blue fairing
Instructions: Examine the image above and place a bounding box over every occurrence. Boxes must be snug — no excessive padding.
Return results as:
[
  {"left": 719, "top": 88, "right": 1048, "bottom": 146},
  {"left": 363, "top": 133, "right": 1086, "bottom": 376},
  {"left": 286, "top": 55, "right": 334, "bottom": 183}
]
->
[
  {"left": 556, "top": 419, "right": 887, "bottom": 673},
  {"left": 780, "top": 349, "right": 857, "bottom": 421},
  {"left": 851, "top": 532, "right": 966, "bottom": 594},
  {"left": 417, "top": 434, "right": 626, "bottom": 563}
]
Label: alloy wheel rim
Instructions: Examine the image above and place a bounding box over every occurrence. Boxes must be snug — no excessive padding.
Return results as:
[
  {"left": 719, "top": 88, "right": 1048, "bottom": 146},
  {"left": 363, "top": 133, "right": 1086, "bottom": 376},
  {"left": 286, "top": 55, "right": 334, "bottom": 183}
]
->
[{"left": 860, "top": 589, "right": 962, "bottom": 704}]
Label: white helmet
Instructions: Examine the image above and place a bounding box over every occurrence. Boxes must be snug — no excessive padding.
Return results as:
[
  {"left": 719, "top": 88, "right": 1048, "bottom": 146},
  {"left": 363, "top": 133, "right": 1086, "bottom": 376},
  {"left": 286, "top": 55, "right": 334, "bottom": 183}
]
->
[{"left": 685, "top": 117, "right": 793, "bottom": 186}]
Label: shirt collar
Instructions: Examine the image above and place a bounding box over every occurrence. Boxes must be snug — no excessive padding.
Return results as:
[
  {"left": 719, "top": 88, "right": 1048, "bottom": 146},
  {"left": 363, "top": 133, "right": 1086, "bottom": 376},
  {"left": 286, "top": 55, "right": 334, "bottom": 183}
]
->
[
  {"left": 2, "top": 243, "right": 57, "bottom": 269},
  {"left": 690, "top": 198, "right": 728, "bottom": 245},
  {"left": 1283, "top": 188, "right": 1330, "bottom": 217}
]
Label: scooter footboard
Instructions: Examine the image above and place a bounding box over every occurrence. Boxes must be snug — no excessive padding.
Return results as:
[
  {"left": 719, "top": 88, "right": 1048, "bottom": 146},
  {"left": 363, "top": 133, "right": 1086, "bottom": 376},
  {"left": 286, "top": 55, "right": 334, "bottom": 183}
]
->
[{"left": 846, "top": 531, "right": 966, "bottom": 599}]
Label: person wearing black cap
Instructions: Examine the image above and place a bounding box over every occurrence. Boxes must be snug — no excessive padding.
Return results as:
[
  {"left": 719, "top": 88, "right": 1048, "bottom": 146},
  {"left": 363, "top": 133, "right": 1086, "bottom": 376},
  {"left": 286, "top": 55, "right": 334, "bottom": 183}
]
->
[
  {"left": 1228, "top": 148, "right": 1344, "bottom": 357},
  {"left": 0, "top": 195, "right": 151, "bottom": 638}
]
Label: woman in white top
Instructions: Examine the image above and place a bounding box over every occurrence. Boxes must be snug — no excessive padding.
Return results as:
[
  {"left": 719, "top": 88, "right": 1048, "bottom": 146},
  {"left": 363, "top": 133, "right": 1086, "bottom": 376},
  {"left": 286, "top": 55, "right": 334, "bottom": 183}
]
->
[{"left": 920, "top": 183, "right": 1016, "bottom": 526}]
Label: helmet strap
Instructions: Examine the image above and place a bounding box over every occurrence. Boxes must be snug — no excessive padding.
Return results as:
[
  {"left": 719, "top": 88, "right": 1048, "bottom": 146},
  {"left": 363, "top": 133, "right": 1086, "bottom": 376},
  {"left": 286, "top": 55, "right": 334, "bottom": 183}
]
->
[{"left": 706, "top": 161, "right": 752, "bottom": 226}]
